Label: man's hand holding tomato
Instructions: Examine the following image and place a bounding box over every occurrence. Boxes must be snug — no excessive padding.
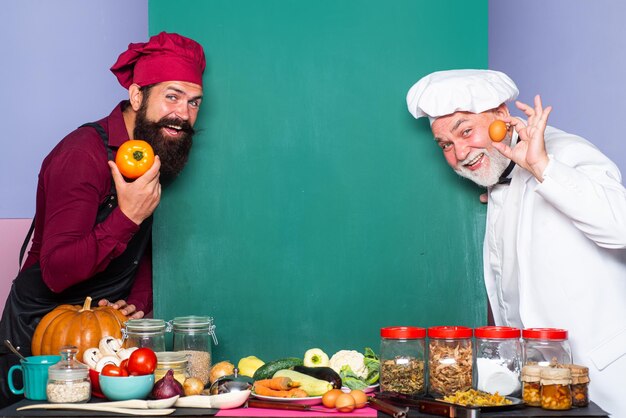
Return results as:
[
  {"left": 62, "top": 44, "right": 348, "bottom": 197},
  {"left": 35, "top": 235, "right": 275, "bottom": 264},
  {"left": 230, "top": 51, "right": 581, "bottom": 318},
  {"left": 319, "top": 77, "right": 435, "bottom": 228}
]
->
[{"left": 108, "top": 155, "right": 162, "bottom": 226}]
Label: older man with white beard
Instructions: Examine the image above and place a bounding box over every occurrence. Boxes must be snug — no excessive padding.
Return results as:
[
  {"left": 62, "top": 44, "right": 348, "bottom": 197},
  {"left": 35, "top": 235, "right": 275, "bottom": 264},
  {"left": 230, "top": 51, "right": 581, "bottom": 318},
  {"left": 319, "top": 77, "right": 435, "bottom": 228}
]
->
[{"left": 407, "top": 69, "right": 626, "bottom": 415}]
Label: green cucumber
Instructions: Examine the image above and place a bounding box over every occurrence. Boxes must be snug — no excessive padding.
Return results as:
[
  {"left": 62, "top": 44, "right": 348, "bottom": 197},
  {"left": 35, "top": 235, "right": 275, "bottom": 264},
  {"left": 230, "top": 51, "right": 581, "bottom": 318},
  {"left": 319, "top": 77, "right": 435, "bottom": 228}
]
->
[{"left": 252, "top": 357, "right": 303, "bottom": 380}]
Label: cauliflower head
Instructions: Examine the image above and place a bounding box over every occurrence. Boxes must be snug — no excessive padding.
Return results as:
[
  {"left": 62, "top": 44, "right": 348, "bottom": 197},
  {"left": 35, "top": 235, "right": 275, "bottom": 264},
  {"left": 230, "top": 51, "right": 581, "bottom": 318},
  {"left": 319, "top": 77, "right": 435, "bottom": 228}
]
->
[{"left": 329, "top": 350, "right": 368, "bottom": 379}]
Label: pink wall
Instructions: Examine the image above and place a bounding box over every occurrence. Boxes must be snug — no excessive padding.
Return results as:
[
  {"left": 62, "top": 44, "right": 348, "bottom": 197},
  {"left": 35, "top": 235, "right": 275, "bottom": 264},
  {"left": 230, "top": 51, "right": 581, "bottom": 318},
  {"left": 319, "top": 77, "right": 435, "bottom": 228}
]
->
[{"left": 0, "top": 219, "right": 32, "bottom": 312}]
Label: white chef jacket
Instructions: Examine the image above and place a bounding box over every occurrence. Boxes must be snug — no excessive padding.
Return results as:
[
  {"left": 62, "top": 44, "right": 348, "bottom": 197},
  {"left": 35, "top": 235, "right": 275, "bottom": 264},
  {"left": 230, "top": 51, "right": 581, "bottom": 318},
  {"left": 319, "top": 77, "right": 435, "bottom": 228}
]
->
[{"left": 484, "top": 126, "right": 626, "bottom": 416}]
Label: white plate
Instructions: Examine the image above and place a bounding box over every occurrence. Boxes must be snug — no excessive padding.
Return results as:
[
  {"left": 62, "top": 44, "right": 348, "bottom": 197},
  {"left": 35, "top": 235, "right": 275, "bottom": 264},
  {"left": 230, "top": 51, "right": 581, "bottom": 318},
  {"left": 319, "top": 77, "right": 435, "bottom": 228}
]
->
[
  {"left": 252, "top": 393, "right": 323, "bottom": 405},
  {"left": 342, "top": 383, "right": 379, "bottom": 393},
  {"left": 175, "top": 390, "right": 250, "bottom": 409}
]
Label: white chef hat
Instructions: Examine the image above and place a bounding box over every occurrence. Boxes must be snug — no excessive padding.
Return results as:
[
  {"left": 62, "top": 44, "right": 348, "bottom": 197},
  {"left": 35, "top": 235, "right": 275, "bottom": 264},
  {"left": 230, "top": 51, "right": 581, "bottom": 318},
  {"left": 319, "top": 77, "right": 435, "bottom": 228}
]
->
[{"left": 406, "top": 69, "right": 519, "bottom": 124}]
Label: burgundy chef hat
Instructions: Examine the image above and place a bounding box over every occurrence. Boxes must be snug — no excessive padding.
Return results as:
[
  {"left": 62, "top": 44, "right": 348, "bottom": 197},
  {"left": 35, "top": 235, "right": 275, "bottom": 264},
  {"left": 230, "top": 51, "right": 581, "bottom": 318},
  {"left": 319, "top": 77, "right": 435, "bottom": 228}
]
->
[{"left": 110, "top": 32, "right": 206, "bottom": 89}]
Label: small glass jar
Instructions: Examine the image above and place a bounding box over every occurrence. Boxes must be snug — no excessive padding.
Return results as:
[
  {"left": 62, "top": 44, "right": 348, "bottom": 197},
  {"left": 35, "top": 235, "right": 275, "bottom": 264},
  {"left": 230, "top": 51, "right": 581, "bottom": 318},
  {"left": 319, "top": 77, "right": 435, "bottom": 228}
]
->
[
  {"left": 521, "top": 364, "right": 544, "bottom": 406},
  {"left": 522, "top": 328, "right": 572, "bottom": 367},
  {"left": 379, "top": 326, "right": 426, "bottom": 396},
  {"left": 540, "top": 367, "right": 572, "bottom": 410},
  {"left": 474, "top": 326, "right": 522, "bottom": 397},
  {"left": 123, "top": 318, "right": 168, "bottom": 352},
  {"left": 155, "top": 351, "right": 189, "bottom": 385},
  {"left": 46, "top": 346, "right": 91, "bottom": 403},
  {"left": 566, "top": 364, "right": 590, "bottom": 407},
  {"left": 171, "top": 315, "right": 218, "bottom": 385},
  {"left": 427, "top": 326, "right": 473, "bottom": 398}
]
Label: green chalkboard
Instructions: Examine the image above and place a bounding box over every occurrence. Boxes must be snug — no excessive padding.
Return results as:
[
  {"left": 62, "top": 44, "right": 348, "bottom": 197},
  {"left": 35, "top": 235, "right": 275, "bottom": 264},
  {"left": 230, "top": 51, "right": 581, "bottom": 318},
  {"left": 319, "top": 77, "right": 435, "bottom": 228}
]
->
[{"left": 150, "top": 0, "right": 488, "bottom": 364}]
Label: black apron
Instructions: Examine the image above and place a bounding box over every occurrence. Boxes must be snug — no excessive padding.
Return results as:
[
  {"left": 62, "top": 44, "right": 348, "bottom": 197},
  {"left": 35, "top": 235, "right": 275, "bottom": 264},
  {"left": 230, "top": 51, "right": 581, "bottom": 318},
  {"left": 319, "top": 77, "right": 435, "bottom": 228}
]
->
[{"left": 0, "top": 123, "right": 153, "bottom": 407}]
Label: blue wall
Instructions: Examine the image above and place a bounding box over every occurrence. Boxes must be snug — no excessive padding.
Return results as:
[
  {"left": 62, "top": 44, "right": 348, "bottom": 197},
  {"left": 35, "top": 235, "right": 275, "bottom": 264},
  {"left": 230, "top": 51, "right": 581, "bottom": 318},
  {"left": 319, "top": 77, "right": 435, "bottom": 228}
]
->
[
  {"left": 1, "top": 0, "right": 148, "bottom": 218},
  {"left": 489, "top": 0, "right": 626, "bottom": 177}
]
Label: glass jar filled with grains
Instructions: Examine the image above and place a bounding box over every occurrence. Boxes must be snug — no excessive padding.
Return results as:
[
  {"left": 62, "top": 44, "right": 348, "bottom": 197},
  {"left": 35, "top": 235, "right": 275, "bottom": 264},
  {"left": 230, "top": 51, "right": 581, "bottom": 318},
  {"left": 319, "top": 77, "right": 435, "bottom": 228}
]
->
[
  {"left": 379, "top": 326, "right": 426, "bottom": 396},
  {"left": 172, "top": 315, "right": 218, "bottom": 386},
  {"left": 540, "top": 367, "right": 572, "bottom": 410},
  {"left": 563, "top": 364, "right": 590, "bottom": 407},
  {"left": 123, "top": 318, "right": 169, "bottom": 352},
  {"left": 427, "top": 326, "right": 473, "bottom": 398},
  {"left": 155, "top": 352, "right": 189, "bottom": 385},
  {"left": 474, "top": 326, "right": 522, "bottom": 397},
  {"left": 521, "top": 364, "right": 544, "bottom": 406},
  {"left": 522, "top": 328, "right": 572, "bottom": 367},
  {"left": 46, "top": 346, "right": 90, "bottom": 403}
]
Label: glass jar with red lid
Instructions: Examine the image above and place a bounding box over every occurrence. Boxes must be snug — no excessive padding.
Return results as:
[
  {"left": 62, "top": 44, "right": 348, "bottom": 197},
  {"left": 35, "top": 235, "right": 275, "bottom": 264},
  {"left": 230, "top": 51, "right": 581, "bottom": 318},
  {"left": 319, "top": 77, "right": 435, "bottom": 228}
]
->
[
  {"left": 427, "top": 326, "right": 473, "bottom": 397},
  {"left": 474, "top": 326, "right": 522, "bottom": 397},
  {"left": 522, "top": 328, "right": 572, "bottom": 367},
  {"left": 380, "top": 326, "right": 426, "bottom": 396}
]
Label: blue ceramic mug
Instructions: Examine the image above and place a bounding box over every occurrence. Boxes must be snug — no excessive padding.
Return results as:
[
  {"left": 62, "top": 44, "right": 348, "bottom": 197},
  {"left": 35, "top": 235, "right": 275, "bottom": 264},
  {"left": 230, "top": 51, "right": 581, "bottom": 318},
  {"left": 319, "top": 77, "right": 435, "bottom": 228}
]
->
[{"left": 8, "top": 355, "right": 61, "bottom": 400}]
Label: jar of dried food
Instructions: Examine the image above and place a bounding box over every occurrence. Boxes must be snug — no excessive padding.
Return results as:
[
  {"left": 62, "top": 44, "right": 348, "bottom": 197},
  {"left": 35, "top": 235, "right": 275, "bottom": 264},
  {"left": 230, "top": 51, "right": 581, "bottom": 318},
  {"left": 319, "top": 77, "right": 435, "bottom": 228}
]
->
[
  {"left": 521, "top": 364, "right": 544, "bottom": 406},
  {"left": 155, "top": 351, "right": 189, "bottom": 385},
  {"left": 565, "top": 364, "right": 590, "bottom": 407},
  {"left": 171, "top": 315, "right": 218, "bottom": 385},
  {"left": 540, "top": 367, "right": 572, "bottom": 410},
  {"left": 474, "top": 326, "right": 522, "bottom": 397},
  {"left": 123, "top": 318, "right": 169, "bottom": 352},
  {"left": 46, "top": 346, "right": 90, "bottom": 403},
  {"left": 427, "top": 326, "right": 473, "bottom": 398},
  {"left": 380, "top": 326, "right": 426, "bottom": 396},
  {"left": 522, "top": 328, "right": 571, "bottom": 367}
]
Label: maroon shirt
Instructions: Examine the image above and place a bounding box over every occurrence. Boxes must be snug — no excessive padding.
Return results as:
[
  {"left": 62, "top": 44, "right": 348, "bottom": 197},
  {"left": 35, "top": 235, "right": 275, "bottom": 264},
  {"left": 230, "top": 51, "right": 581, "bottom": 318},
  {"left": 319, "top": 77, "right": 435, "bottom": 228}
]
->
[{"left": 22, "top": 102, "right": 152, "bottom": 313}]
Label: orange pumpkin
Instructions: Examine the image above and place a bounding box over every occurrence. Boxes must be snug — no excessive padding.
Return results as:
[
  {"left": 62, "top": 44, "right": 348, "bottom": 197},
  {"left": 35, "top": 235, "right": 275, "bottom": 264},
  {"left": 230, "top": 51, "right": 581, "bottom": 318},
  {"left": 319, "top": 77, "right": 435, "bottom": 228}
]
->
[{"left": 31, "top": 296, "right": 127, "bottom": 360}]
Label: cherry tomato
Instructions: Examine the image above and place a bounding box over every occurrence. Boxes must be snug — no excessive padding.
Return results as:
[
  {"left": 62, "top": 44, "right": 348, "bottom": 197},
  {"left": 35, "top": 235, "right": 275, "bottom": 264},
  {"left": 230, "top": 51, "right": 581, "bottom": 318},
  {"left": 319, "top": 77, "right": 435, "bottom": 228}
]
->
[
  {"left": 101, "top": 364, "right": 129, "bottom": 377},
  {"left": 488, "top": 120, "right": 508, "bottom": 142},
  {"left": 127, "top": 347, "right": 157, "bottom": 376},
  {"left": 115, "top": 139, "right": 155, "bottom": 179},
  {"left": 120, "top": 358, "right": 129, "bottom": 371}
]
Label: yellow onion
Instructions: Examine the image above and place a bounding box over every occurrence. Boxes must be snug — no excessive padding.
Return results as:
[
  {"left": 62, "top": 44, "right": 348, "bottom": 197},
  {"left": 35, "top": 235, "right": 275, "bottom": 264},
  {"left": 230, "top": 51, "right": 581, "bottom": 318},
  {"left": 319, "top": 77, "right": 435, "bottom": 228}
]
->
[{"left": 209, "top": 361, "right": 235, "bottom": 384}]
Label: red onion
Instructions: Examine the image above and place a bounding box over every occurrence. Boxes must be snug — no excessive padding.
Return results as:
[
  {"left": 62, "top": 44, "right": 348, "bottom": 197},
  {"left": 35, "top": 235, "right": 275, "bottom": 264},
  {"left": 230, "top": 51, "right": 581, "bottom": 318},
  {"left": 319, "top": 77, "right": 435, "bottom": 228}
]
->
[{"left": 150, "top": 369, "right": 184, "bottom": 399}]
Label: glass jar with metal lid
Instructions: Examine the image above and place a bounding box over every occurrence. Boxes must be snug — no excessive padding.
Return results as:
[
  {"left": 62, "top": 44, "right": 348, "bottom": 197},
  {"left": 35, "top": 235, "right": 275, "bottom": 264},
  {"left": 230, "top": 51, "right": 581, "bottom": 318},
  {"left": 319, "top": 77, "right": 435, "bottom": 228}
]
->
[
  {"left": 427, "top": 326, "right": 473, "bottom": 398},
  {"left": 46, "top": 346, "right": 90, "bottom": 403},
  {"left": 540, "top": 367, "right": 572, "bottom": 410},
  {"left": 474, "top": 326, "right": 522, "bottom": 397},
  {"left": 155, "top": 351, "right": 189, "bottom": 385},
  {"left": 380, "top": 326, "right": 426, "bottom": 396},
  {"left": 171, "top": 315, "right": 218, "bottom": 385},
  {"left": 123, "top": 318, "right": 169, "bottom": 352},
  {"left": 522, "top": 328, "right": 572, "bottom": 367}
]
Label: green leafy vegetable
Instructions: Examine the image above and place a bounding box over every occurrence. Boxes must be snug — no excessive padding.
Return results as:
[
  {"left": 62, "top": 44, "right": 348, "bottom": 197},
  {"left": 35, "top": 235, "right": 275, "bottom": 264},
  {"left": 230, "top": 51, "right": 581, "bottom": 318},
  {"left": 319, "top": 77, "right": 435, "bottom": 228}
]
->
[{"left": 338, "top": 347, "right": 380, "bottom": 389}]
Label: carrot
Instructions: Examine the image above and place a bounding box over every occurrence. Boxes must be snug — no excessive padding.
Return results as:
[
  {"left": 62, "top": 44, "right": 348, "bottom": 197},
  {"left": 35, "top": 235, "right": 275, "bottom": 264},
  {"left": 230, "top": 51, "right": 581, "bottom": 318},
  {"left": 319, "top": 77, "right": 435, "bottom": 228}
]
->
[
  {"left": 253, "top": 382, "right": 308, "bottom": 398},
  {"left": 253, "top": 384, "right": 294, "bottom": 398},
  {"left": 255, "top": 377, "right": 300, "bottom": 391}
]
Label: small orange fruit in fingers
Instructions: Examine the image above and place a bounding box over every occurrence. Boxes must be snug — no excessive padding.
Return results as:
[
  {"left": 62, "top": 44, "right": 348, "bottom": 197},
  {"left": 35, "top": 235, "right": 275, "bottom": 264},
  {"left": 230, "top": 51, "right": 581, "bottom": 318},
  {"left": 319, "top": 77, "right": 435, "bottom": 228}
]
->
[{"left": 488, "top": 120, "right": 508, "bottom": 142}]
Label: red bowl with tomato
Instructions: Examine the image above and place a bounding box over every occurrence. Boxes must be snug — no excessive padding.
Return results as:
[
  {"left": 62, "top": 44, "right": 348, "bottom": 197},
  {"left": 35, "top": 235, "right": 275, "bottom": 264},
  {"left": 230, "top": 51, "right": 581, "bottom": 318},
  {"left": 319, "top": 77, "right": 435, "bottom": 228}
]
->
[{"left": 89, "top": 369, "right": 105, "bottom": 398}]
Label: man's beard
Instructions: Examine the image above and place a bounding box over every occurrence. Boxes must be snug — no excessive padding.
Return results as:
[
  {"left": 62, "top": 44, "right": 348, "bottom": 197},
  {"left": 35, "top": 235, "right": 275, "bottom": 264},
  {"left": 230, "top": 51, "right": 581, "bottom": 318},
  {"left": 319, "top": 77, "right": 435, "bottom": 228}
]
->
[
  {"left": 454, "top": 148, "right": 511, "bottom": 187},
  {"left": 133, "top": 104, "right": 195, "bottom": 184}
]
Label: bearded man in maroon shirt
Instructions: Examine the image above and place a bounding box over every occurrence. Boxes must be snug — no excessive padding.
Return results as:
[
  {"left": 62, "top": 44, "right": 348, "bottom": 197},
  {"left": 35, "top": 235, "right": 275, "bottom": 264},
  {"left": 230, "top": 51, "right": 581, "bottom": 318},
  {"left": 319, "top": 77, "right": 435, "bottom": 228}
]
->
[{"left": 0, "top": 32, "right": 206, "bottom": 407}]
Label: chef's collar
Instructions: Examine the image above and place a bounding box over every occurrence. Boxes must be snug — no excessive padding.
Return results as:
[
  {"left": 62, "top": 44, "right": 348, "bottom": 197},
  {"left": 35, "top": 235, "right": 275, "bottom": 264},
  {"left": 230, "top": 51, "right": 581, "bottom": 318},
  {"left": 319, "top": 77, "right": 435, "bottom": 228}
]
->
[{"left": 496, "top": 130, "right": 518, "bottom": 185}]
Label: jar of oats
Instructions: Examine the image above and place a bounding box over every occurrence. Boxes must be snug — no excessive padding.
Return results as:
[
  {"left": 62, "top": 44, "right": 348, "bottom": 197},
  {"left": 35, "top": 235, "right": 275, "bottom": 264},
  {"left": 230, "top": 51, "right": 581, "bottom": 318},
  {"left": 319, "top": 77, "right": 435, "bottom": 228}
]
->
[
  {"left": 46, "top": 346, "right": 90, "bottom": 403},
  {"left": 427, "top": 326, "right": 473, "bottom": 398},
  {"left": 171, "top": 315, "right": 218, "bottom": 385},
  {"left": 380, "top": 326, "right": 426, "bottom": 396}
]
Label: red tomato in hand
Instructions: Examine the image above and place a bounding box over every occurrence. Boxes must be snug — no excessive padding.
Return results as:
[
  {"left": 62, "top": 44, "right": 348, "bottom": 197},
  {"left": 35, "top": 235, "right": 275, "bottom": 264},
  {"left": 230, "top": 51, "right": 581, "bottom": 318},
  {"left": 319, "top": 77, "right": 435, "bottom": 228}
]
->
[
  {"left": 115, "top": 139, "right": 155, "bottom": 179},
  {"left": 127, "top": 347, "right": 157, "bottom": 376},
  {"left": 101, "top": 364, "right": 129, "bottom": 377}
]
